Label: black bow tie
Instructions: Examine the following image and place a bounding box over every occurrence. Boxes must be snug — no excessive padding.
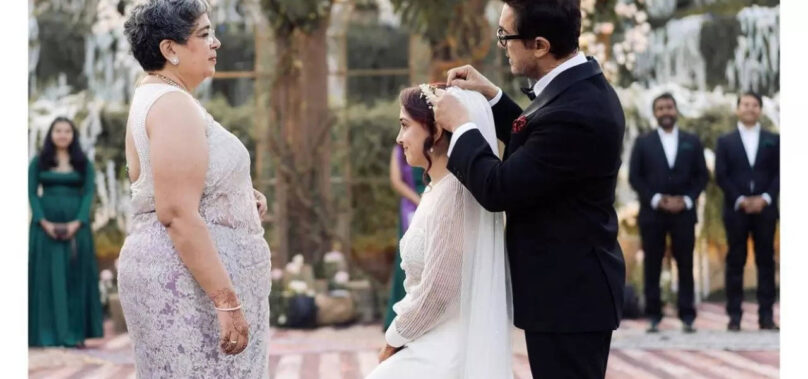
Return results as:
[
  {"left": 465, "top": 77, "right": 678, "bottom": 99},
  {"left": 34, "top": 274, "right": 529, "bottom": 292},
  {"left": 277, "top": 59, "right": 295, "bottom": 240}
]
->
[{"left": 520, "top": 87, "right": 536, "bottom": 100}]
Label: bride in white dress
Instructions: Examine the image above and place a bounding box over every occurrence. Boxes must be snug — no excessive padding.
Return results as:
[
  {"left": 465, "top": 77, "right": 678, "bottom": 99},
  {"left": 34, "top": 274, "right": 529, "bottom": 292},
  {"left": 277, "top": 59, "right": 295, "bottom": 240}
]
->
[{"left": 367, "top": 85, "right": 513, "bottom": 379}]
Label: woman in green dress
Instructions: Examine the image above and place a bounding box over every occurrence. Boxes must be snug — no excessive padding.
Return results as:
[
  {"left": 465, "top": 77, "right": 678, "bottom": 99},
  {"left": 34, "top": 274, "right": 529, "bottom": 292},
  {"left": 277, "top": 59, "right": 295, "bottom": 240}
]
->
[
  {"left": 29, "top": 117, "right": 104, "bottom": 347},
  {"left": 383, "top": 145, "right": 426, "bottom": 331}
]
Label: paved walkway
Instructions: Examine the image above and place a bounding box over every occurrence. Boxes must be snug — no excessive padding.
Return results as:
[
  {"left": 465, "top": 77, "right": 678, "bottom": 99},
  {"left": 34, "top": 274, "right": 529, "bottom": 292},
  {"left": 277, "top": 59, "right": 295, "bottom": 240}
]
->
[{"left": 28, "top": 302, "right": 779, "bottom": 378}]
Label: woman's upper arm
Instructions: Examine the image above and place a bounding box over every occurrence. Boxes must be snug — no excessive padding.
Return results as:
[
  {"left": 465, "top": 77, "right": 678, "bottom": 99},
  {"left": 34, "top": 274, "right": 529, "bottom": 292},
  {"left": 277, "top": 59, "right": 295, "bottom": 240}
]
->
[{"left": 147, "top": 93, "right": 209, "bottom": 224}]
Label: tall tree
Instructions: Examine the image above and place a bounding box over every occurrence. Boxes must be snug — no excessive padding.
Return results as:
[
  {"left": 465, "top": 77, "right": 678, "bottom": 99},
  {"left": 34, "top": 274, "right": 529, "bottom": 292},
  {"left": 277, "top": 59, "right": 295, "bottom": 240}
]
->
[
  {"left": 391, "top": 0, "right": 492, "bottom": 81},
  {"left": 259, "top": 0, "right": 335, "bottom": 265}
]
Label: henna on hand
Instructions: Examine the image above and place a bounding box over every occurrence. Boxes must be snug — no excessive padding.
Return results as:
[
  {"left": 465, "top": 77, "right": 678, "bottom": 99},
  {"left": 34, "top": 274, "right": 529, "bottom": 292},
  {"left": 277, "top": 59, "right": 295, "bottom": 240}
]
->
[{"left": 210, "top": 288, "right": 239, "bottom": 308}]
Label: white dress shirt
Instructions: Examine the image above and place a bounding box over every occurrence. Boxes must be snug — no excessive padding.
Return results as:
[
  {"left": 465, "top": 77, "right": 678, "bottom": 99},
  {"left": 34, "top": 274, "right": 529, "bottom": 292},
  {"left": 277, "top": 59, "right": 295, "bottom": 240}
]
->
[
  {"left": 650, "top": 126, "right": 693, "bottom": 210},
  {"left": 447, "top": 52, "right": 588, "bottom": 156},
  {"left": 734, "top": 122, "right": 772, "bottom": 209}
]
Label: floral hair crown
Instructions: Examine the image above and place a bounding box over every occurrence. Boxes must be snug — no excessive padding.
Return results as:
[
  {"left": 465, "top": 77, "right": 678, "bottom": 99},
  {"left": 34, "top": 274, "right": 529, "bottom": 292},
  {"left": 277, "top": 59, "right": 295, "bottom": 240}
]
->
[{"left": 418, "top": 83, "right": 439, "bottom": 110}]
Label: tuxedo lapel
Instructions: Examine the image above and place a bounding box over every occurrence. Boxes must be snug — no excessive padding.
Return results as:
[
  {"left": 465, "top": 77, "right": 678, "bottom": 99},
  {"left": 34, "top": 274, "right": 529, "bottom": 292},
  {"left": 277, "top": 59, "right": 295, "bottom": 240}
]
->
[
  {"left": 651, "top": 132, "right": 671, "bottom": 171},
  {"left": 520, "top": 57, "right": 603, "bottom": 119},
  {"left": 732, "top": 129, "right": 753, "bottom": 171}
]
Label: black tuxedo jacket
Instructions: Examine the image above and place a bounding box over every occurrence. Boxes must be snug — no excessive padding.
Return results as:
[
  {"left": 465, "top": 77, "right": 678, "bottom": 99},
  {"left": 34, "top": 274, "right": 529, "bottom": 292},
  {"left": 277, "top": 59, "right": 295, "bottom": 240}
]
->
[
  {"left": 447, "top": 58, "right": 626, "bottom": 333},
  {"left": 628, "top": 129, "right": 709, "bottom": 225},
  {"left": 715, "top": 127, "right": 780, "bottom": 217}
]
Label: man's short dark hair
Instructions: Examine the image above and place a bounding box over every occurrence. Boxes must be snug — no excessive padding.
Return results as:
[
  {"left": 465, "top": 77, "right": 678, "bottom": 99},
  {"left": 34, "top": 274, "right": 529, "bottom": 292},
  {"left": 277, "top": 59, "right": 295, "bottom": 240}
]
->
[
  {"left": 124, "top": 0, "right": 210, "bottom": 71},
  {"left": 652, "top": 93, "right": 677, "bottom": 111},
  {"left": 503, "top": 0, "right": 581, "bottom": 59},
  {"left": 737, "top": 91, "right": 763, "bottom": 108}
]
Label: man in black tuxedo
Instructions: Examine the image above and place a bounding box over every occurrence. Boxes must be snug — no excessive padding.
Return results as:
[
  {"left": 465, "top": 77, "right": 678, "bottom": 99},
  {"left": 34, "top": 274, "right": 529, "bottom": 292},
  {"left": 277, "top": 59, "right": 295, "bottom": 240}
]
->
[
  {"left": 715, "top": 92, "right": 780, "bottom": 331},
  {"left": 628, "top": 93, "right": 708, "bottom": 334},
  {"left": 431, "top": 1, "right": 625, "bottom": 377}
]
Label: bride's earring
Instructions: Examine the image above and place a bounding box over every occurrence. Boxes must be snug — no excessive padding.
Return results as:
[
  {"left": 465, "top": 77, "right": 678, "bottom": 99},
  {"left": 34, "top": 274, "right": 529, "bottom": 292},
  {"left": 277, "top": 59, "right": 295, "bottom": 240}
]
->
[
  {"left": 170, "top": 57, "right": 179, "bottom": 65},
  {"left": 429, "top": 147, "right": 434, "bottom": 153}
]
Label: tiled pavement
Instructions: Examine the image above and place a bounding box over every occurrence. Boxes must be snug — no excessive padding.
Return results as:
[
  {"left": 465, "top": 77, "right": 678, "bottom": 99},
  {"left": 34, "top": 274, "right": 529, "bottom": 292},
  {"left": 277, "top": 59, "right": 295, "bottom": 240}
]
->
[{"left": 28, "top": 302, "right": 779, "bottom": 378}]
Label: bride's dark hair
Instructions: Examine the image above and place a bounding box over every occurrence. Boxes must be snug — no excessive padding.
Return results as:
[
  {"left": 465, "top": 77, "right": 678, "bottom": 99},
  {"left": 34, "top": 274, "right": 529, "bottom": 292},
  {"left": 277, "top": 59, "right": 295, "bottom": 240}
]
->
[{"left": 399, "top": 84, "right": 452, "bottom": 183}]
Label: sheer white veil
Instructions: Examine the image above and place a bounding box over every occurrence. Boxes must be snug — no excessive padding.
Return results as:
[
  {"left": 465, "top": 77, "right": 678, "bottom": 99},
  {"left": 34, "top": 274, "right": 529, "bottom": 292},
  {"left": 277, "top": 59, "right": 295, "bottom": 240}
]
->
[{"left": 445, "top": 87, "right": 513, "bottom": 378}]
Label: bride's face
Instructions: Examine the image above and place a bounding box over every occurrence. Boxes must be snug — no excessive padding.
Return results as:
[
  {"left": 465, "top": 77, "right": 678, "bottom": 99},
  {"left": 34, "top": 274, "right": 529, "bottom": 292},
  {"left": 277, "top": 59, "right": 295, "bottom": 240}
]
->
[{"left": 396, "top": 107, "right": 431, "bottom": 169}]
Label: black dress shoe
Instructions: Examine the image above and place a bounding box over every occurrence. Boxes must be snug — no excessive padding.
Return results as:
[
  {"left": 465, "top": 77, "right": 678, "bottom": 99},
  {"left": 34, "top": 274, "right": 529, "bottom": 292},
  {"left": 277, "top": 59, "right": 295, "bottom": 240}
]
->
[
  {"left": 647, "top": 319, "right": 660, "bottom": 333},
  {"left": 728, "top": 320, "right": 741, "bottom": 331},
  {"left": 760, "top": 321, "right": 780, "bottom": 331},
  {"left": 683, "top": 322, "right": 696, "bottom": 334}
]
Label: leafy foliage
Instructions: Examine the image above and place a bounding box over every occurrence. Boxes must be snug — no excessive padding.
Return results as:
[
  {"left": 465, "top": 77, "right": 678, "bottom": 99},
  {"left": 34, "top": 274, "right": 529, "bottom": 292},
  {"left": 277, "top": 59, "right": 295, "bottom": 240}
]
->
[
  {"left": 35, "top": 9, "right": 89, "bottom": 90},
  {"left": 260, "top": 0, "right": 333, "bottom": 35},
  {"left": 346, "top": 22, "right": 410, "bottom": 105},
  {"left": 342, "top": 99, "right": 401, "bottom": 247}
]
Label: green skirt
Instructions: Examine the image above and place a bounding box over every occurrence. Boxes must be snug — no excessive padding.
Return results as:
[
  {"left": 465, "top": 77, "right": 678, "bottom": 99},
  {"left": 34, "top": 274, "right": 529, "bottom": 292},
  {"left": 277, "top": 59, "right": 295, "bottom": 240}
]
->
[{"left": 28, "top": 193, "right": 104, "bottom": 347}]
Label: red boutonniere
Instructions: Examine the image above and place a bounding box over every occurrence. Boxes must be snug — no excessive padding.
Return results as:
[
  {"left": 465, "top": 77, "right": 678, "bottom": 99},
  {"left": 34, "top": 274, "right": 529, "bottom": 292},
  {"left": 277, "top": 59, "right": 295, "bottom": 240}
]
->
[{"left": 512, "top": 116, "right": 527, "bottom": 133}]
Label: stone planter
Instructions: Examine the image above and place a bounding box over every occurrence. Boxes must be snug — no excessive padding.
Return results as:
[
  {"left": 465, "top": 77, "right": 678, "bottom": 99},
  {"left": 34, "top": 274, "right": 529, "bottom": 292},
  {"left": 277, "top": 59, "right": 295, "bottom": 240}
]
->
[{"left": 107, "top": 293, "right": 127, "bottom": 334}]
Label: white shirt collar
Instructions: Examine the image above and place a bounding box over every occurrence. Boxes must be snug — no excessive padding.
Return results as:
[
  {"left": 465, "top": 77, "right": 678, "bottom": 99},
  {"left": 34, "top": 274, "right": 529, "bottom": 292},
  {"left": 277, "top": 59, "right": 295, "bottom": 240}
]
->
[
  {"left": 532, "top": 52, "right": 588, "bottom": 98},
  {"left": 657, "top": 125, "right": 679, "bottom": 138},
  {"left": 737, "top": 122, "right": 761, "bottom": 134}
]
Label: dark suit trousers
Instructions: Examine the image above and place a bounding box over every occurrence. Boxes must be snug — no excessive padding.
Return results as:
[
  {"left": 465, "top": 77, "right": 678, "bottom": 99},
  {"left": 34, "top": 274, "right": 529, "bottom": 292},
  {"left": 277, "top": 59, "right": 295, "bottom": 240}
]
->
[
  {"left": 525, "top": 330, "right": 612, "bottom": 379},
  {"left": 639, "top": 214, "right": 696, "bottom": 323},
  {"left": 723, "top": 208, "right": 778, "bottom": 322}
]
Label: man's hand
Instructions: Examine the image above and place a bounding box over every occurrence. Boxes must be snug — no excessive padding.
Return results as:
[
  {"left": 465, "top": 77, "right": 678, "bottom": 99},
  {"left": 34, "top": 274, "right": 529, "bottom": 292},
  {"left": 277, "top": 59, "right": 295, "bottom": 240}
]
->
[
  {"left": 446, "top": 65, "right": 499, "bottom": 100},
  {"left": 659, "top": 195, "right": 685, "bottom": 214},
  {"left": 378, "top": 343, "right": 403, "bottom": 363},
  {"left": 432, "top": 93, "right": 471, "bottom": 133},
  {"left": 667, "top": 196, "right": 686, "bottom": 214},
  {"left": 743, "top": 196, "right": 767, "bottom": 214}
]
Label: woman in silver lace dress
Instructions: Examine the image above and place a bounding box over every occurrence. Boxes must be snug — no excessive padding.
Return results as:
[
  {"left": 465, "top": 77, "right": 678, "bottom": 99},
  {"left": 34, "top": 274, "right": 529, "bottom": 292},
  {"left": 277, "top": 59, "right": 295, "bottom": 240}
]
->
[{"left": 118, "top": 1, "right": 271, "bottom": 376}]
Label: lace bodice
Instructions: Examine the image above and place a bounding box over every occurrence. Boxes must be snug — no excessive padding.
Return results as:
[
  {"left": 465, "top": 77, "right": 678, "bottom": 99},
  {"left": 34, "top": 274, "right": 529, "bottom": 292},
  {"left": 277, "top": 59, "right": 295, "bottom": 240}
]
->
[
  {"left": 128, "top": 83, "right": 262, "bottom": 234},
  {"left": 386, "top": 174, "right": 468, "bottom": 346}
]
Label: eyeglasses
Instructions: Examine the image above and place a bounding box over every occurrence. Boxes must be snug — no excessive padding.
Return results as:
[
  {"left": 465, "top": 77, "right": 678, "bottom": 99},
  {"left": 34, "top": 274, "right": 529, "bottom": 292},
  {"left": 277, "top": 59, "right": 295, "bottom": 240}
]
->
[{"left": 496, "top": 27, "right": 523, "bottom": 48}]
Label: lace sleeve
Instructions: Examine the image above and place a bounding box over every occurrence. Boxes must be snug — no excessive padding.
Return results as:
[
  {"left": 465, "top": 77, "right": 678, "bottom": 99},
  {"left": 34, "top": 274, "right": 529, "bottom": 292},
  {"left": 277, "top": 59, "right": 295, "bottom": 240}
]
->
[{"left": 386, "top": 178, "right": 465, "bottom": 347}]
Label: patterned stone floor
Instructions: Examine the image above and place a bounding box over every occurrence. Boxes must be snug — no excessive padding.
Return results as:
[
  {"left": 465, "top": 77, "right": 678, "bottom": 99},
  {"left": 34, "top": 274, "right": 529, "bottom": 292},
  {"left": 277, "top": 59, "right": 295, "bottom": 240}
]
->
[{"left": 28, "top": 302, "right": 779, "bottom": 378}]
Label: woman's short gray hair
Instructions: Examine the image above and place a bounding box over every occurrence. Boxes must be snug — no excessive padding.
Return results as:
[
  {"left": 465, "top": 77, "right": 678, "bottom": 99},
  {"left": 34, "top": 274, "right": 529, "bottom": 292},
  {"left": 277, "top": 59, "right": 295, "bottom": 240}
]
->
[{"left": 124, "top": 0, "right": 210, "bottom": 71}]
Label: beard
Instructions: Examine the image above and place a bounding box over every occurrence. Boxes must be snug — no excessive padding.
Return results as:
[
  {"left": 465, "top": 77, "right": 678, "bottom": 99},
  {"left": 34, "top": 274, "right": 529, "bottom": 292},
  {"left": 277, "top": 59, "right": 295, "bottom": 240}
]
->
[{"left": 656, "top": 115, "right": 677, "bottom": 129}]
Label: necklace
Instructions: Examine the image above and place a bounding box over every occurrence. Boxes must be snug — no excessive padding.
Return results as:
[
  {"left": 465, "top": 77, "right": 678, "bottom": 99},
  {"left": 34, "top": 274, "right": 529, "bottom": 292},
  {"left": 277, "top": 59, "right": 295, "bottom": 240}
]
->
[{"left": 147, "top": 72, "right": 188, "bottom": 92}]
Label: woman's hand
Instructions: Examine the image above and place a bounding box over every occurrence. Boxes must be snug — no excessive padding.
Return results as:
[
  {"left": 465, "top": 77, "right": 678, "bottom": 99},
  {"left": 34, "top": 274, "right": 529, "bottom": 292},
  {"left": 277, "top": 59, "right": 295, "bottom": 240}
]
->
[
  {"left": 253, "top": 189, "right": 268, "bottom": 219},
  {"left": 378, "top": 343, "right": 403, "bottom": 363},
  {"left": 217, "top": 308, "right": 250, "bottom": 355},
  {"left": 39, "top": 220, "right": 59, "bottom": 240},
  {"left": 64, "top": 221, "right": 82, "bottom": 240}
]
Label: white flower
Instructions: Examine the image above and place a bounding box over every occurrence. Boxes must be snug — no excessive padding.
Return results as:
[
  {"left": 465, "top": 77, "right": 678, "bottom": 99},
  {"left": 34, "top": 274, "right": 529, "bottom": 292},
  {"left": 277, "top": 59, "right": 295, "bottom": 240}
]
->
[
  {"left": 271, "top": 269, "right": 284, "bottom": 281},
  {"left": 285, "top": 262, "right": 301, "bottom": 276},
  {"left": 289, "top": 280, "right": 308, "bottom": 293},
  {"left": 292, "top": 254, "right": 304, "bottom": 266},
  {"left": 324, "top": 250, "right": 344, "bottom": 263},
  {"left": 635, "top": 11, "right": 648, "bottom": 24},
  {"left": 333, "top": 271, "right": 350, "bottom": 284},
  {"left": 100, "top": 269, "right": 114, "bottom": 281},
  {"left": 597, "top": 22, "right": 615, "bottom": 35}
]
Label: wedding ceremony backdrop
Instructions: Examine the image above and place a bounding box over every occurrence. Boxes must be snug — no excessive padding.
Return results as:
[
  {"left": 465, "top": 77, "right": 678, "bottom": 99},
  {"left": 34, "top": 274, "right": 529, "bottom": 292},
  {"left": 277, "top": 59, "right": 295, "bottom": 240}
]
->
[{"left": 28, "top": 0, "right": 780, "bottom": 323}]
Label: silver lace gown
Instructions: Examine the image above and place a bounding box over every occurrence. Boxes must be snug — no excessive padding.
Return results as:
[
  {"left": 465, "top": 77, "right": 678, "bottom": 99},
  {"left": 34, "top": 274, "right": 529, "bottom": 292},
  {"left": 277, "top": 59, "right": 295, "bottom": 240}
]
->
[{"left": 118, "top": 83, "right": 271, "bottom": 378}]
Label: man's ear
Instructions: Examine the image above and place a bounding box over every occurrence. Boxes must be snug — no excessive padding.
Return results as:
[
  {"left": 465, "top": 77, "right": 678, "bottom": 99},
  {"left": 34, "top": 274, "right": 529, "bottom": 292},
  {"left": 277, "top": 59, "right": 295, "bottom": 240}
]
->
[{"left": 533, "top": 37, "right": 551, "bottom": 59}]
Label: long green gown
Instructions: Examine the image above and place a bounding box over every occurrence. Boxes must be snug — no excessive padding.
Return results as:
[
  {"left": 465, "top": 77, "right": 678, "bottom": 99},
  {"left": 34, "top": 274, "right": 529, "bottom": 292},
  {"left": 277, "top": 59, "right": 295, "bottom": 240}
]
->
[{"left": 28, "top": 157, "right": 104, "bottom": 347}]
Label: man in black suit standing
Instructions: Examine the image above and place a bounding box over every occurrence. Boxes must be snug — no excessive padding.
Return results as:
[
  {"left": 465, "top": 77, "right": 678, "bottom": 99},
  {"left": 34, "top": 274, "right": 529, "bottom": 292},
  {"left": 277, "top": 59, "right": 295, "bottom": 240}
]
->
[
  {"left": 628, "top": 93, "right": 708, "bottom": 334},
  {"left": 430, "top": 0, "right": 625, "bottom": 377},
  {"left": 715, "top": 92, "right": 780, "bottom": 331}
]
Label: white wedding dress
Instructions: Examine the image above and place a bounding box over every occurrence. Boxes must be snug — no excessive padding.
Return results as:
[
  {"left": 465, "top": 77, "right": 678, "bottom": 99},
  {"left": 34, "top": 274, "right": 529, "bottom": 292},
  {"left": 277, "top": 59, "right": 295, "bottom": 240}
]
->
[{"left": 367, "top": 88, "right": 513, "bottom": 379}]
